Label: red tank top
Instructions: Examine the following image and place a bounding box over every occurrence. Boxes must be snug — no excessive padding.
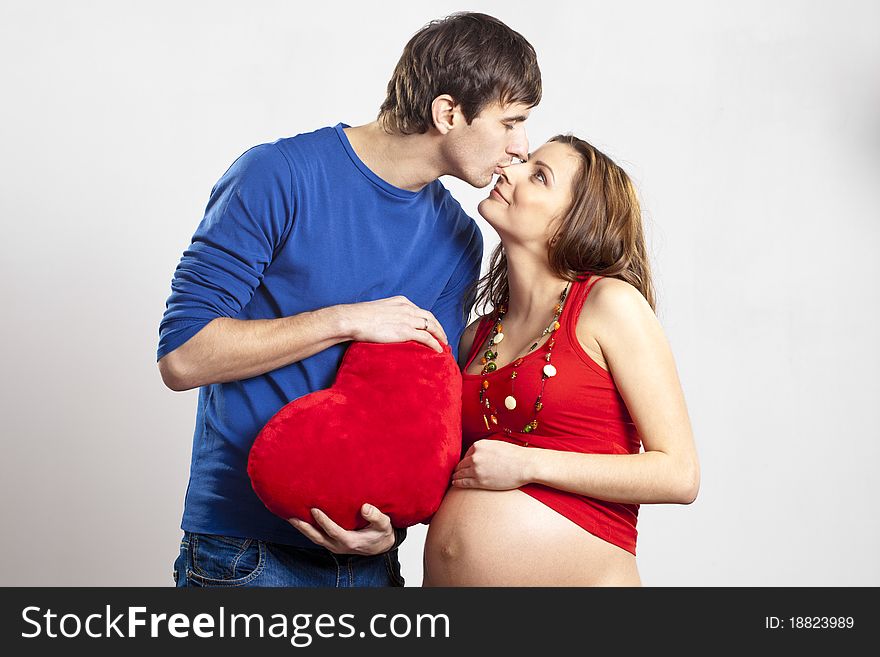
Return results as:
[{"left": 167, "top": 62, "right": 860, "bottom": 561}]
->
[{"left": 461, "top": 275, "right": 641, "bottom": 555}]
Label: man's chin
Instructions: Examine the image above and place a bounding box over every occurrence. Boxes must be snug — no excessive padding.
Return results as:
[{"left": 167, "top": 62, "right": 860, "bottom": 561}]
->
[
  {"left": 453, "top": 168, "right": 495, "bottom": 189},
  {"left": 469, "top": 173, "right": 495, "bottom": 189}
]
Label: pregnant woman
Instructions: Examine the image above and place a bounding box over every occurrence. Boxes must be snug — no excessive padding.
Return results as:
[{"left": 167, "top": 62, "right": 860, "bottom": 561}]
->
[{"left": 423, "top": 135, "right": 700, "bottom": 586}]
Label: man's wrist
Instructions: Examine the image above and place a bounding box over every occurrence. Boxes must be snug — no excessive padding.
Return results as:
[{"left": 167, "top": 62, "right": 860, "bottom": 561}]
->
[
  {"left": 388, "top": 527, "right": 406, "bottom": 552},
  {"left": 318, "top": 304, "right": 352, "bottom": 342}
]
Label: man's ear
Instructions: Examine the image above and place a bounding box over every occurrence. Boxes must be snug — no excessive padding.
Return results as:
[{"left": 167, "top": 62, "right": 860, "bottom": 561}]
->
[{"left": 431, "top": 94, "right": 461, "bottom": 134}]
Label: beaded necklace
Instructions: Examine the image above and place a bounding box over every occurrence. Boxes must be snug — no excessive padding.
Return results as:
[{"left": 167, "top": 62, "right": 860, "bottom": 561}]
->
[{"left": 479, "top": 281, "right": 572, "bottom": 438}]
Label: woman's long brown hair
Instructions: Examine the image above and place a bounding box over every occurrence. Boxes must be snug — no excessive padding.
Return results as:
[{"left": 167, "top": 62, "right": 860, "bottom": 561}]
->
[{"left": 471, "top": 134, "right": 655, "bottom": 317}]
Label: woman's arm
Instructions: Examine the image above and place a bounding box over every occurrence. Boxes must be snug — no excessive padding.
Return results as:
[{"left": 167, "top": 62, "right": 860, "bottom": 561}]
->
[{"left": 452, "top": 278, "right": 699, "bottom": 505}]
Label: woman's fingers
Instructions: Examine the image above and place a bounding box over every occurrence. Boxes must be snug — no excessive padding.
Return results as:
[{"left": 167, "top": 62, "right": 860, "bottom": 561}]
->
[{"left": 452, "top": 464, "right": 474, "bottom": 480}]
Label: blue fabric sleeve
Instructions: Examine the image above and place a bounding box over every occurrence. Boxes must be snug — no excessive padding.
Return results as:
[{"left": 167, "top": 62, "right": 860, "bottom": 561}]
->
[
  {"left": 431, "top": 222, "right": 483, "bottom": 356},
  {"left": 157, "top": 144, "right": 294, "bottom": 360}
]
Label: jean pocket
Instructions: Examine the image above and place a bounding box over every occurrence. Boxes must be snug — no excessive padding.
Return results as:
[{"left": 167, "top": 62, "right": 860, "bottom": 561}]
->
[
  {"left": 187, "top": 533, "right": 265, "bottom": 587},
  {"left": 172, "top": 536, "right": 189, "bottom": 587}
]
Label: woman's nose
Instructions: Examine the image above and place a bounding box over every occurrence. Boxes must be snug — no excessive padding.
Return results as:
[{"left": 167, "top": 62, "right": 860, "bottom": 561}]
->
[{"left": 499, "top": 163, "right": 524, "bottom": 184}]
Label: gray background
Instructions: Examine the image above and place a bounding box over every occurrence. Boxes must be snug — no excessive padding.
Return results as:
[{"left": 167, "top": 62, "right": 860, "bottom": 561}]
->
[{"left": 1, "top": 0, "right": 878, "bottom": 586}]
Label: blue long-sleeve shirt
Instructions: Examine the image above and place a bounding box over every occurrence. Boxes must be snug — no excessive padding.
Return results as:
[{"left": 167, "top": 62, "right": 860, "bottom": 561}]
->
[{"left": 158, "top": 124, "right": 482, "bottom": 546}]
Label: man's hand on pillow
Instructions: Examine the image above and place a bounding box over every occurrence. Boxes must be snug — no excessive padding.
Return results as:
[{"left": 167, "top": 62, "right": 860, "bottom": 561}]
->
[
  {"left": 287, "top": 503, "right": 395, "bottom": 555},
  {"left": 338, "top": 296, "right": 448, "bottom": 353}
]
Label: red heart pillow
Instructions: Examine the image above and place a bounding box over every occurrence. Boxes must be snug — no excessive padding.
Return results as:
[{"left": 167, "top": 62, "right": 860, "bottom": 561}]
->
[{"left": 247, "top": 340, "right": 462, "bottom": 530}]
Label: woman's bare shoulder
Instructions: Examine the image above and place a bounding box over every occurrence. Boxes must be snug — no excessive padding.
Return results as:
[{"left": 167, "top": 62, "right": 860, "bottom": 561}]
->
[{"left": 580, "top": 277, "right": 655, "bottom": 334}]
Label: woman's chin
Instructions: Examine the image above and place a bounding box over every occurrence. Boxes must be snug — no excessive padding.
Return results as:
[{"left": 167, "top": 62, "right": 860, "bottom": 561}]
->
[{"left": 477, "top": 199, "right": 502, "bottom": 225}]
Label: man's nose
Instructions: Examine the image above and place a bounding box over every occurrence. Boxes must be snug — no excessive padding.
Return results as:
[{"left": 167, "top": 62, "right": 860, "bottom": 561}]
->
[{"left": 507, "top": 128, "right": 529, "bottom": 163}]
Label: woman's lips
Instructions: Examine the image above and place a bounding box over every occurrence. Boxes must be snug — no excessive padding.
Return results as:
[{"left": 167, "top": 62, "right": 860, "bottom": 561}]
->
[{"left": 490, "top": 187, "right": 509, "bottom": 204}]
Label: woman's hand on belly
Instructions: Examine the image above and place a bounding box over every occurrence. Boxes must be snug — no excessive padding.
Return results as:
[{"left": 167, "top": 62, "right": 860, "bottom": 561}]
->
[{"left": 451, "top": 439, "right": 534, "bottom": 490}]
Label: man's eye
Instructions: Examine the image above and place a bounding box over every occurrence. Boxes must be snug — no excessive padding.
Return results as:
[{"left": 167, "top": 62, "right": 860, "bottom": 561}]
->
[{"left": 504, "top": 123, "right": 515, "bottom": 131}]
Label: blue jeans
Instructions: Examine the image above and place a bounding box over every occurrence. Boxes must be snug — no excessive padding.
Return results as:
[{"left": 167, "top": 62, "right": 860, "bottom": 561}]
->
[{"left": 173, "top": 531, "right": 405, "bottom": 587}]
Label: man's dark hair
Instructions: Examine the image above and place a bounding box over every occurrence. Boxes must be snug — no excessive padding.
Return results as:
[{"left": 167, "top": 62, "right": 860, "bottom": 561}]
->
[{"left": 379, "top": 12, "right": 542, "bottom": 134}]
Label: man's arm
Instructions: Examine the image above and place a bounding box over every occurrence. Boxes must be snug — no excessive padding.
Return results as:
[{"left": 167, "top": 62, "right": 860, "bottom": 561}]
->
[
  {"left": 158, "top": 296, "right": 447, "bottom": 391},
  {"left": 157, "top": 144, "right": 444, "bottom": 556},
  {"left": 157, "top": 143, "right": 447, "bottom": 392}
]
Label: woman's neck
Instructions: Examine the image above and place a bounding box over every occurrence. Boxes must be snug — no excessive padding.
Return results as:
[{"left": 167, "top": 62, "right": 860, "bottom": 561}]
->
[{"left": 502, "top": 247, "right": 570, "bottom": 325}]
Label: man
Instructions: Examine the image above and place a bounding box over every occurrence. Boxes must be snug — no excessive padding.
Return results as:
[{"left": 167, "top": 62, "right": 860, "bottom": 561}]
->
[{"left": 158, "top": 12, "right": 541, "bottom": 587}]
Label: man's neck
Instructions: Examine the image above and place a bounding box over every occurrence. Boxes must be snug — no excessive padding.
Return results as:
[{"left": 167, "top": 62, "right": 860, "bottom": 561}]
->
[{"left": 343, "top": 122, "right": 445, "bottom": 192}]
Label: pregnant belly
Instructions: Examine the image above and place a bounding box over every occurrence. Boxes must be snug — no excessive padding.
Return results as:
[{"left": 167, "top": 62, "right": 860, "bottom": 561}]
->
[{"left": 423, "top": 487, "right": 640, "bottom": 586}]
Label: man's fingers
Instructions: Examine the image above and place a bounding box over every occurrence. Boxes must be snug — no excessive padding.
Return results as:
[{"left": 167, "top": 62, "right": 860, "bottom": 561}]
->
[
  {"left": 425, "top": 312, "right": 448, "bottom": 344},
  {"left": 310, "top": 508, "right": 346, "bottom": 541},
  {"left": 412, "top": 330, "right": 444, "bottom": 353},
  {"left": 415, "top": 310, "right": 447, "bottom": 345},
  {"left": 360, "top": 298, "right": 448, "bottom": 350},
  {"left": 361, "top": 503, "right": 392, "bottom": 530},
  {"left": 292, "top": 506, "right": 395, "bottom": 556},
  {"left": 427, "top": 328, "right": 447, "bottom": 349},
  {"left": 408, "top": 309, "right": 447, "bottom": 346},
  {"left": 288, "top": 517, "right": 330, "bottom": 548}
]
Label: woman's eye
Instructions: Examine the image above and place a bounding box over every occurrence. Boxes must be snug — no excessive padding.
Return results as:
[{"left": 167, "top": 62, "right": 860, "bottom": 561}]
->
[{"left": 533, "top": 171, "right": 546, "bottom": 183}]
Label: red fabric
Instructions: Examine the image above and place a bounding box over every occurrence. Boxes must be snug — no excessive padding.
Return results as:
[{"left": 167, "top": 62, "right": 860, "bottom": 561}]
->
[
  {"left": 248, "top": 340, "right": 462, "bottom": 530},
  {"left": 461, "top": 276, "right": 642, "bottom": 555}
]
